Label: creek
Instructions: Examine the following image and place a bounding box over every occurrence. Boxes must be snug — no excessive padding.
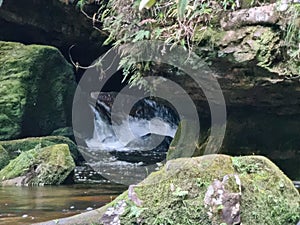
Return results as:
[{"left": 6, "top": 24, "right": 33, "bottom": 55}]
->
[{"left": 0, "top": 184, "right": 126, "bottom": 225}]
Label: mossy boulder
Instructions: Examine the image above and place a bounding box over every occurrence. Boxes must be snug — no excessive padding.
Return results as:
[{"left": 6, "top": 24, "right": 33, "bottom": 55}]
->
[
  {"left": 0, "top": 136, "right": 79, "bottom": 161},
  {"left": 0, "top": 145, "right": 10, "bottom": 170},
  {"left": 0, "top": 41, "right": 76, "bottom": 140},
  {"left": 109, "top": 155, "right": 299, "bottom": 225},
  {"left": 0, "top": 144, "right": 75, "bottom": 186}
]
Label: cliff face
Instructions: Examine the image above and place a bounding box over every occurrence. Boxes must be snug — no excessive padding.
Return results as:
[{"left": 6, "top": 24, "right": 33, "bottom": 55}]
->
[{"left": 0, "top": 0, "right": 108, "bottom": 68}]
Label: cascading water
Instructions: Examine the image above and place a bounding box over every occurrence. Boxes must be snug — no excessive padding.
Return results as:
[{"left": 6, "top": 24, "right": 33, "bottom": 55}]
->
[
  {"left": 79, "top": 94, "right": 179, "bottom": 184},
  {"left": 86, "top": 97, "right": 178, "bottom": 153}
]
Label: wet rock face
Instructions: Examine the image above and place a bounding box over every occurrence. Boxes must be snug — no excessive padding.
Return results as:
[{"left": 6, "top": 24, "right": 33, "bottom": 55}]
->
[
  {"left": 0, "top": 0, "right": 107, "bottom": 63},
  {"left": 0, "top": 144, "right": 75, "bottom": 186},
  {"left": 0, "top": 41, "right": 76, "bottom": 140}
]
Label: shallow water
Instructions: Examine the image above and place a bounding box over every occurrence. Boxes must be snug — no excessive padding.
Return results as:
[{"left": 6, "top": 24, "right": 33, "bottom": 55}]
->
[{"left": 0, "top": 184, "right": 126, "bottom": 225}]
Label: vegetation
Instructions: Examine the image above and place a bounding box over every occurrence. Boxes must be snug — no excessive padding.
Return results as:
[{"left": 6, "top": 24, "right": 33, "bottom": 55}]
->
[
  {"left": 98, "top": 0, "right": 235, "bottom": 87},
  {"left": 72, "top": 0, "right": 299, "bottom": 87}
]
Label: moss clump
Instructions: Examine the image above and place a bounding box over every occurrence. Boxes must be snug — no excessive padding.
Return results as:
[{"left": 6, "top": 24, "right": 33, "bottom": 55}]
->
[
  {"left": 0, "top": 135, "right": 79, "bottom": 161},
  {"left": 232, "top": 156, "right": 300, "bottom": 224},
  {"left": 0, "top": 145, "right": 10, "bottom": 170},
  {"left": 100, "top": 155, "right": 299, "bottom": 225},
  {"left": 0, "top": 144, "right": 75, "bottom": 185},
  {"left": 0, "top": 41, "right": 75, "bottom": 140}
]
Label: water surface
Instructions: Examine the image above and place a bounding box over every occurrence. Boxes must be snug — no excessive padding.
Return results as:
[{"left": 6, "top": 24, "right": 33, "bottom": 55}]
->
[{"left": 0, "top": 184, "right": 126, "bottom": 225}]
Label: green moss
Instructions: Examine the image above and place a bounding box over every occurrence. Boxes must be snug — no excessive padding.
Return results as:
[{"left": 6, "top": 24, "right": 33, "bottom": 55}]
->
[
  {"left": 0, "top": 136, "right": 79, "bottom": 160},
  {"left": 0, "top": 146, "right": 39, "bottom": 180},
  {"left": 233, "top": 156, "right": 300, "bottom": 224},
  {"left": 0, "top": 41, "right": 75, "bottom": 140},
  {"left": 103, "top": 155, "right": 300, "bottom": 225},
  {"left": 0, "top": 145, "right": 10, "bottom": 170},
  {"left": 0, "top": 144, "right": 75, "bottom": 185}
]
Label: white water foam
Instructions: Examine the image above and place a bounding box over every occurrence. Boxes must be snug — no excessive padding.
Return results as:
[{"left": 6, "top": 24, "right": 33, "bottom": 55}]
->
[{"left": 86, "top": 103, "right": 177, "bottom": 151}]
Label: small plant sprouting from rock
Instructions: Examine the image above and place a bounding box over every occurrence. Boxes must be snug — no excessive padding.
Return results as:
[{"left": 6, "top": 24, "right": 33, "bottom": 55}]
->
[
  {"left": 172, "top": 187, "right": 189, "bottom": 198},
  {"left": 232, "top": 157, "right": 261, "bottom": 174}
]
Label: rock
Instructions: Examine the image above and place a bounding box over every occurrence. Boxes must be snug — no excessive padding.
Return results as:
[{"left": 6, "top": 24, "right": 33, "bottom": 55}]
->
[
  {"left": 51, "top": 127, "right": 75, "bottom": 141},
  {"left": 0, "top": 0, "right": 107, "bottom": 65},
  {"left": 35, "top": 155, "right": 300, "bottom": 225},
  {"left": 0, "top": 144, "right": 75, "bottom": 186},
  {"left": 0, "top": 136, "right": 79, "bottom": 161},
  {"left": 204, "top": 174, "right": 242, "bottom": 224},
  {"left": 0, "top": 145, "right": 10, "bottom": 170},
  {"left": 101, "top": 200, "right": 127, "bottom": 225},
  {"left": 0, "top": 41, "right": 76, "bottom": 140},
  {"left": 166, "top": 120, "right": 200, "bottom": 161},
  {"left": 116, "top": 155, "right": 299, "bottom": 225},
  {"left": 125, "top": 134, "right": 172, "bottom": 151}
]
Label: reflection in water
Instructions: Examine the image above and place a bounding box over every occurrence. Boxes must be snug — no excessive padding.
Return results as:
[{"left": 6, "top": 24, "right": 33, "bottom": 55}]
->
[{"left": 0, "top": 184, "right": 126, "bottom": 225}]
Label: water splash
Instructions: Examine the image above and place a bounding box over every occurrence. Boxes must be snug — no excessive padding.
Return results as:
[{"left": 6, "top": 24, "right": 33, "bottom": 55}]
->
[{"left": 86, "top": 97, "right": 178, "bottom": 152}]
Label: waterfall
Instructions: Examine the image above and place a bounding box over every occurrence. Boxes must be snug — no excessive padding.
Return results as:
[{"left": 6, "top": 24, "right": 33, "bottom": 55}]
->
[
  {"left": 79, "top": 95, "right": 179, "bottom": 184},
  {"left": 85, "top": 97, "right": 178, "bottom": 152}
]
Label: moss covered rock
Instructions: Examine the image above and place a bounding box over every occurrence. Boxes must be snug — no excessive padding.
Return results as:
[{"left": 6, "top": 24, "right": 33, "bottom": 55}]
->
[
  {"left": 0, "top": 41, "right": 75, "bottom": 140},
  {"left": 0, "top": 145, "right": 10, "bottom": 170},
  {"left": 0, "top": 144, "right": 75, "bottom": 186},
  {"left": 0, "top": 135, "right": 79, "bottom": 161},
  {"left": 106, "top": 155, "right": 299, "bottom": 225}
]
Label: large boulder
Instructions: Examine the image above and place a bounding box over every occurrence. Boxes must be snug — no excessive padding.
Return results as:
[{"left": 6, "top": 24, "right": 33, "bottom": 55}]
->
[
  {"left": 113, "top": 155, "right": 299, "bottom": 225},
  {"left": 33, "top": 155, "right": 300, "bottom": 225},
  {"left": 0, "top": 41, "right": 76, "bottom": 140},
  {"left": 0, "top": 144, "right": 75, "bottom": 186},
  {"left": 0, "top": 136, "right": 79, "bottom": 163}
]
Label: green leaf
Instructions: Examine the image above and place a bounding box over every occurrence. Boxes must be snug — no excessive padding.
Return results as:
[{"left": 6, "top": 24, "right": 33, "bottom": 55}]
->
[
  {"left": 178, "top": 0, "right": 188, "bottom": 20},
  {"left": 139, "top": 0, "right": 157, "bottom": 11},
  {"left": 133, "top": 30, "right": 150, "bottom": 42}
]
